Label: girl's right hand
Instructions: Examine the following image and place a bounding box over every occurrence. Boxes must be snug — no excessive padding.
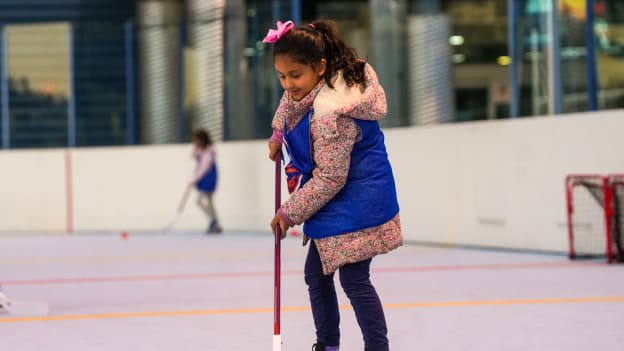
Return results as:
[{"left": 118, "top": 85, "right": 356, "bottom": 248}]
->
[
  {"left": 271, "top": 213, "right": 289, "bottom": 240},
  {"left": 268, "top": 142, "right": 281, "bottom": 161}
]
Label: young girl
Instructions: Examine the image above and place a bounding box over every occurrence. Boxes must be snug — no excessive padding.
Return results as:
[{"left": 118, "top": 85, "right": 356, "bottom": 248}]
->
[
  {"left": 265, "top": 20, "right": 402, "bottom": 351},
  {"left": 191, "top": 129, "right": 222, "bottom": 234}
]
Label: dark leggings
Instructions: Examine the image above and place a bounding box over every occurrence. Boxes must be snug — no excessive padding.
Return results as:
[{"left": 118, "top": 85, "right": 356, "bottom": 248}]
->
[{"left": 304, "top": 240, "right": 389, "bottom": 351}]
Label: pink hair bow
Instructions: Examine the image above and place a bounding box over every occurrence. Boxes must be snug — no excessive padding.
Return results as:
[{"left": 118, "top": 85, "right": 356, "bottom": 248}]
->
[{"left": 262, "top": 20, "right": 295, "bottom": 43}]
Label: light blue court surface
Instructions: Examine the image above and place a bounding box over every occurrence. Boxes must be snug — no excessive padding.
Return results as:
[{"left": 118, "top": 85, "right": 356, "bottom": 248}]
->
[{"left": 1, "top": 232, "right": 623, "bottom": 351}]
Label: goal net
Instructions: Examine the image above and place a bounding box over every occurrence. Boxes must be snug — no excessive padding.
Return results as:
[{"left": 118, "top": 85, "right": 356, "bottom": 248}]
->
[{"left": 566, "top": 174, "right": 623, "bottom": 263}]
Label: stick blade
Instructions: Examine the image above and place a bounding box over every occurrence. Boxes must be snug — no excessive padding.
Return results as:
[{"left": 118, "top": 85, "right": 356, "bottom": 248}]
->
[
  {"left": 161, "top": 213, "right": 181, "bottom": 233},
  {"left": 2, "top": 300, "right": 50, "bottom": 317}
]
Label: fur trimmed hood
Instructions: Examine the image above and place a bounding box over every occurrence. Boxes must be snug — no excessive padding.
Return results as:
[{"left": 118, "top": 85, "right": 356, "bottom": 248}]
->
[
  {"left": 271, "top": 63, "right": 387, "bottom": 137},
  {"left": 312, "top": 63, "right": 387, "bottom": 138}
]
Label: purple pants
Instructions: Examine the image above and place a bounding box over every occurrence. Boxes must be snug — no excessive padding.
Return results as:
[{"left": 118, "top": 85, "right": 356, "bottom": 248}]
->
[{"left": 304, "top": 240, "right": 389, "bottom": 351}]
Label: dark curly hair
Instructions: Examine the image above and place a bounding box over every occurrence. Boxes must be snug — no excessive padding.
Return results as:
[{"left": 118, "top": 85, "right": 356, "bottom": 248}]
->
[
  {"left": 192, "top": 128, "right": 212, "bottom": 148},
  {"left": 272, "top": 19, "right": 365, "bottom": 88}
]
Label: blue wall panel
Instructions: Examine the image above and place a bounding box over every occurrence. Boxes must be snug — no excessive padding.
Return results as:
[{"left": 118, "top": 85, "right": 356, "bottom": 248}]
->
[{"left": 0, "top": 0, "right": 137, "bottom": 148}]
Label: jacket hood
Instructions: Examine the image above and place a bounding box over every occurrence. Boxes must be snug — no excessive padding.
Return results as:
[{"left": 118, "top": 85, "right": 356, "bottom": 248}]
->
[{"left": 313, "top": 63, "right": 387, "bottom": 123}]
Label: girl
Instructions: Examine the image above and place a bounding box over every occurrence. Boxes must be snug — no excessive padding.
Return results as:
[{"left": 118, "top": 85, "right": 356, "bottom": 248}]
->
[
  {"left": 191, "top": 128, "right": 222, "bottom": 234},
  {"left": 265, "top": 20, "right": 402, "bottom": 351}
]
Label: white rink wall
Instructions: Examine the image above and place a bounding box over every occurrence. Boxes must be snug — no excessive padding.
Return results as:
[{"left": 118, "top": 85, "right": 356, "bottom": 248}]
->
[
  {"left": 0, "top": 109, "right": 622, "bottom": 252},
  {"left": 387, "top": 110, "right": 624, "bottom": 252},
  {"left": 0, "top": 148, "right": 67, "bottom": 231}
]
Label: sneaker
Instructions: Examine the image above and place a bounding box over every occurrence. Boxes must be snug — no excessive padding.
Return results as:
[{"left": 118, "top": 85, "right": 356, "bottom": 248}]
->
[
  {"left": 312, "top": 343, "right": 339, "bottom": 351},
  {"left": 206, "top": 221, "right": 222, "bottom": 234},
  {"left": 208, "top": 225, "right": 222, "bottom": 234}
]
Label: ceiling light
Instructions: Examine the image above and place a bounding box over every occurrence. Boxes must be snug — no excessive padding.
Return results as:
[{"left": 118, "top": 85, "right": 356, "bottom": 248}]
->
[
  {"left": 497, "top": 56, "right": 511, "bottom": 66},
  {"left": 449, "top": 35, "right": 464, "bottom": 46}
]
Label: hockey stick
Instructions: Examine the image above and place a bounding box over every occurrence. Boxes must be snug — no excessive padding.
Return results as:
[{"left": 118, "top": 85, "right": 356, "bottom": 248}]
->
[
  {"left": 162, "top": 185, "right": 192, "bottom": 232},
  {"left": 0, "top": 290, "right": 49, "bottom": 317},
  {"left": 273, "top": 151, "right": 282, "bottom": 351}
]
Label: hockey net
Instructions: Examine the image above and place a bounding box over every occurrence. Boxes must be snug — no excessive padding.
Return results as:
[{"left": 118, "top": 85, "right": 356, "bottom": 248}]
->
[
  {"left": 566, "top": 174, "right": 623, "bottom": 263},
  {"left": 609, "top": 174, "right": 624, "bottom": 261}
]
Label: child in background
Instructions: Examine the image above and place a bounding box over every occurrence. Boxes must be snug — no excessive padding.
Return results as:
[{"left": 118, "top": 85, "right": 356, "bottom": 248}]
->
[
  {"left": 191, "top": 129, "right": 222, "bottom": 234},
  {"left": 265, "top": 20, "right": 402, "bottom": 351}
]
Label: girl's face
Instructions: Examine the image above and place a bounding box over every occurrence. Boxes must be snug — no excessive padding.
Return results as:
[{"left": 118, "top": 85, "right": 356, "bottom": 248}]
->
[
  {"left": 192, "top": 137, "right": 204, "bottom": 148},
  {"left": 274, "top": 54, "right": 326, "bottom": 101}
]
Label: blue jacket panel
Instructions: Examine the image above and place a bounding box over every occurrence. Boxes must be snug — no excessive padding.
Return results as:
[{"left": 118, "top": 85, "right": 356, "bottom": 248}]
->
[
  {"left": 284, "top": 110, "right": 399, "bottom": 239},
  {"left": 196, "top": 163, "right": 218, "bottom": 193}
]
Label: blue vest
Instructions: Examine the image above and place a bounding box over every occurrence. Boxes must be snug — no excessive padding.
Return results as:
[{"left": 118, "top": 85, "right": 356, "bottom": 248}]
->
[
  {"left": 284, "top": 110, "right": 399, "bottom": 239},
  {"left": 196, "top": 158, "right": 218, "bottom": 193}
]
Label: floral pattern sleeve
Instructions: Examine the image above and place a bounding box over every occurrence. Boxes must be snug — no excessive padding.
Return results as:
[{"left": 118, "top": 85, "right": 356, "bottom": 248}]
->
[
  {"left": 270, "top": 92, "right": 288, "bottom": 132},
  {"left": 280, "top": 115, "right": 358, "bottom": 224}
]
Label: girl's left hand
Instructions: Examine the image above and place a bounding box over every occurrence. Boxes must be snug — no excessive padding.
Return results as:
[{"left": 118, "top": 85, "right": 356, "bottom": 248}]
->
[
  {"left": 271, "top": 213, "right": 289, "bottom": 239},
  {"left": 268, "top": 142, "right": 281, "bottom": 161}
]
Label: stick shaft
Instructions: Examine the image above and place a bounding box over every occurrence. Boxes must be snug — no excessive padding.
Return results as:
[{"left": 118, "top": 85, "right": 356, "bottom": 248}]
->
[
  {"left": 177, "top": 185, "right": 192, "bottom": 213},
  {"left": 273, "top": 335, "right": 282, "bottom": 351},
  {"left": 274, "top": 152, "right": 282, "bottom": 337}
]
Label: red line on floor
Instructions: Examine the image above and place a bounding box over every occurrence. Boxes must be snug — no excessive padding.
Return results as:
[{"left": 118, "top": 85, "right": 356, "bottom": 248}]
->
[{"left": 1, "top": 261, "right": 604, "bottom": 286}]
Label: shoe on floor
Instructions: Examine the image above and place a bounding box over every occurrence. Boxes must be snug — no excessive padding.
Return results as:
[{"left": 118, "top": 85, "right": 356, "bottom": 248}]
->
[
  {"left": 312, "top": 343, "right": 339, "bottom": 351},
  {"left": 206, "top": 221, "right": 223, "bottom": 234}
]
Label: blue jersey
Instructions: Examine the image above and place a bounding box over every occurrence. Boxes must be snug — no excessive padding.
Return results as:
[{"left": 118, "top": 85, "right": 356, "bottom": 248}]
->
[
  {"left": 283, "top": 110, "right": 399, "bottom": 239},
  {"left": 195, "top": 152, "right": 218, "bottom": 193},
  {"left": 196, "top": 164, "right": 217, "bottom": 192}
]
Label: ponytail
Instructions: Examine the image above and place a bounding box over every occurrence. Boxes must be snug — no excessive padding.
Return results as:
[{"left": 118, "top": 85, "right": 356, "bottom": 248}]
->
[{"left": 310, "top": 20, "right": 365, "bottom": 88}]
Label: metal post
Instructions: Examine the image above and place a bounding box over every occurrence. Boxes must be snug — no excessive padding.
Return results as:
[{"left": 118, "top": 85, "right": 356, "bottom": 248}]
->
[
  {"left": 291, "top": 0, "right": 301, "bottom": 25},
  {"left": 531, "top": 29, "right": 540, "bottom": 116},
  {"left": 178, "top": 19, "right": 186, "bottom": 143},
  {"left": 371, "top": 0, "right": 407, "bottom": 126},
  {"left": 272, "top": 0, "right": 281, "bottom": 110},
  {"left": 547, "top": 0, "right": 562, "bottom": 115},
  {"left": 68, "top": 23, "right": 76, "bottom": 147},
  {"left": 139, "top": 0, "right": 183, "bottom": 144},
  {"left": 125, "top": 20, "right": 136, "bottom": 145},
  {"left": 187, "top": 0, "right": 225, "bottom": 141},
  {"left": 508, "top": 0, "right": 519, "bottom": 118},
  {"left": 1, "top": 26, "right": 9, "bottom": 149},
  {"left": 585, "top": 0, "right": 598, "bottom": 111},
  {"left": 251, "top": 7, "right": 260, "bottom": 138}
]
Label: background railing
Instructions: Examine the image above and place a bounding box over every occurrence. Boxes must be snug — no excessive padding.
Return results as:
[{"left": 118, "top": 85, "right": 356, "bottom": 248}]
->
[{"left": 0, "top": 0, "right": 622, "bottom": 149}]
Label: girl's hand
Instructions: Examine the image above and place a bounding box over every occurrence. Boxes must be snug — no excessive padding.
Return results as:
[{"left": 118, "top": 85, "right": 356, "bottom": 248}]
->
[
  {"left": 271, "top": 213, "right": 289, "bottom": 239},
  {"left": 268, "top": 142, "right": 281, "bottom": 161}
]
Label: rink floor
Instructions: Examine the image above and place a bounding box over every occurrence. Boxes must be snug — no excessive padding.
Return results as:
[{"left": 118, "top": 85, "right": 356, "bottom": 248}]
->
[{"left": 1, "top": 231, "right": 623, "bottom": 351}]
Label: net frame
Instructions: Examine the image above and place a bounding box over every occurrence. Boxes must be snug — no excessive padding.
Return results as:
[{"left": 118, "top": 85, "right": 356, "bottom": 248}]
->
[
  {"left": 607, "top": 174, "right": 624, "bottom": 262},
  {"left": 566, "top": 174, "right": 616, "bottom": 262}
]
